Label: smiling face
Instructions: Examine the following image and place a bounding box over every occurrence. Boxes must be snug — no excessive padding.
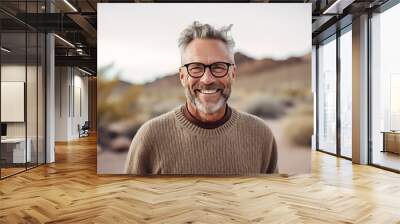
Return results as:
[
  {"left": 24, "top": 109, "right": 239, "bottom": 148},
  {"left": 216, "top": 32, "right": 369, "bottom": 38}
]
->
[{"left": 179, "top": 39, "right": 236, "bottom": 114}]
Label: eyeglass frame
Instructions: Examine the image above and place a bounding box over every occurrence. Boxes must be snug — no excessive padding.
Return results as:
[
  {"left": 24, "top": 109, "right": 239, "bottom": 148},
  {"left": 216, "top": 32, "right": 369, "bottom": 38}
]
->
[{"left": 181, "top": 61, "right": 235, "bottom": 78}]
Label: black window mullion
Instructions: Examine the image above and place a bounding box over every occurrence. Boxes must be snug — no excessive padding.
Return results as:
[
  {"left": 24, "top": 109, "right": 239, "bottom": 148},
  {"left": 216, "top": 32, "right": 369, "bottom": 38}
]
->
[
  {"left": 24, "top": 0, "right": 28, "bottom": 171},
  {"left": 367, "top": 11, "right": 373, "bottom": 165},
  {"left": 316, "top": 44, "right": 319, "bottom": 151},
  {"left": 36, "top": 0, "right": 39, "bottom": 167},
  {"left": 336, "top": 29, "right": 341, "bottom": 157},
  {"left": 0, "top": 26, "right": 2, "bottom": 179}
]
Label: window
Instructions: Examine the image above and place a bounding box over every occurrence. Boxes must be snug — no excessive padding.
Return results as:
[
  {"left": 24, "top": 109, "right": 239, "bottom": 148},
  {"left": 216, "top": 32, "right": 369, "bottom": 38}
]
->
[
  {"left": 339, "top": 28, "right": 352, "bottom": 158},
  {"left": 0, "top": 2, "right": 46, "bottom": 179},
  {"left": 317, "top": 36, "right": 337, "bottom": 154},
  {"left": 370, "top": 2, "right": 400, "bottom": 171}
]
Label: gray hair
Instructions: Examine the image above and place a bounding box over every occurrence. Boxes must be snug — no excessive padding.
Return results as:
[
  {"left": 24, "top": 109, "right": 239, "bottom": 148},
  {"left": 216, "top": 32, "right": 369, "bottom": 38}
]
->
[{"left": 178, "top": 21, "right": 235, "bottom": 63}]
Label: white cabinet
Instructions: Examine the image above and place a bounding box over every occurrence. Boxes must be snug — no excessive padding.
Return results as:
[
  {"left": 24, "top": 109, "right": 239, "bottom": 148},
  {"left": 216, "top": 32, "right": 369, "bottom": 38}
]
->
[{"left": 1, "top": 138, "right": 32, "bottom": 163}]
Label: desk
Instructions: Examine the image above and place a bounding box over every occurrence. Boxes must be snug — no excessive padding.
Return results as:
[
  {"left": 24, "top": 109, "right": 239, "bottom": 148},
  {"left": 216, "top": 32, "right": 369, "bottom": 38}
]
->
[
  {"left": 1, "top": 138, "right": 31, "bottom": 163},
  {"left": 381, "top": 131, "right": 400, "bottom": 154}
]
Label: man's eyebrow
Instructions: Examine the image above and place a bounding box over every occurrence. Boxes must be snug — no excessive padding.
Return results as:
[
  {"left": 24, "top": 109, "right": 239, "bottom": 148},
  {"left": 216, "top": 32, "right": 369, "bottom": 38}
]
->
[{"left": 184, "top": 61, "right": 232, "bottom": 65}]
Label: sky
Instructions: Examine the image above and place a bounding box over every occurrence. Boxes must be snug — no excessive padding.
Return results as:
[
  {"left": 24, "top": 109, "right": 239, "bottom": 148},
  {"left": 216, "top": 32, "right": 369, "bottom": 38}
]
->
[{"left": 98, "top": 3, "right": 311, "bottom": 84}]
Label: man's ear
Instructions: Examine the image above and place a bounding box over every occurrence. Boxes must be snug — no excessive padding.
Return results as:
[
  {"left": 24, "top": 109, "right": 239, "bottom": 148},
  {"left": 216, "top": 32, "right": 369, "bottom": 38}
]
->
[
  {"left": 230, "top": 65, "right": 237, "bottom": 82},
  {"left": 179, "top": 67, "right": 186, "bottom": 87}
]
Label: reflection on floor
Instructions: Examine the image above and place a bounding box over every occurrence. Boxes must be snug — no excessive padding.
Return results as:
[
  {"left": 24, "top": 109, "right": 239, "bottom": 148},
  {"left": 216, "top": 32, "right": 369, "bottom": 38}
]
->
[
  {"left": 0, "top": 162, "right": 42, "bottom": 178},
  {"left": 0, "top": 167, "right": 25, "bottom": 178},
  {"left": 373, "top": 150, "right": 400, "bottom": 171}
]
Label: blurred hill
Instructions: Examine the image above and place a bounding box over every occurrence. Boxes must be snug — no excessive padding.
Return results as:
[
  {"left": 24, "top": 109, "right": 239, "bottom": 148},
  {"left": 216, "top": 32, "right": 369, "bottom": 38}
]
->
[
  {"left": 144, "top": 51, "right": 311, "bottom": 92},
  {"left": 109, "top": 80, "right": 132, "bottom": 100}
]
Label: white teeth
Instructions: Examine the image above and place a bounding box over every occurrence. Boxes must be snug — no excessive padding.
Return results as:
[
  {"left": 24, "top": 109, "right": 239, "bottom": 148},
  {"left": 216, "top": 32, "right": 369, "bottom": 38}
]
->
[{"left": 200, "top": 89, "right": 218, "bottom": 94}]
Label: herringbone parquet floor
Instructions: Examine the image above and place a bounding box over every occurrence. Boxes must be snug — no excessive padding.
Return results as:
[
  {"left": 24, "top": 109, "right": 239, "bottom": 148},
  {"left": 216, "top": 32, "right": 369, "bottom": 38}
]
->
[{"left": 0, "top": 134, "right": 400, "bottom": 223}]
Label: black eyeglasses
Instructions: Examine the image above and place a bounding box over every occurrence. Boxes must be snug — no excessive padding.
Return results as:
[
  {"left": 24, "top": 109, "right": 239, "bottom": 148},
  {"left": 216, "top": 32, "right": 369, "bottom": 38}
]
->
[{"left": 181, "top": 62, "right": 234, "bottom": 78}]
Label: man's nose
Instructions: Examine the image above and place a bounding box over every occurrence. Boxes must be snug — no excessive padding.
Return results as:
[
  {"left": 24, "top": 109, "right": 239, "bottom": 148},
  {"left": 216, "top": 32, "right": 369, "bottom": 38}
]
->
[{"left": 199, "top": 67, "right": 216, "bottom": 85}]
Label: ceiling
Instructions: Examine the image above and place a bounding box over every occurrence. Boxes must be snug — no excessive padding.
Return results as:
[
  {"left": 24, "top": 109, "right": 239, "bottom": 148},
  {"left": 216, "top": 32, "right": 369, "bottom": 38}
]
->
[{"left": 0, "top": 0, "right": 392, "bottom": 74}]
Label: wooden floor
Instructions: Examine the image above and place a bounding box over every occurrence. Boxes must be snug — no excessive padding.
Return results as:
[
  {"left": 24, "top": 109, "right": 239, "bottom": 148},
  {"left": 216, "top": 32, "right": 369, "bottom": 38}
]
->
[
  {"left": 0, "top": 167, "right": 26, "bottom": 178},
  {"left": 373, "top": 151, "right": 400, "bottom": 171},
  {"left": 1, "top": 163, "right": 45, "bottom": 178},
  {"left": 1, "top": 135, "right": 400, "bottom": 223}
]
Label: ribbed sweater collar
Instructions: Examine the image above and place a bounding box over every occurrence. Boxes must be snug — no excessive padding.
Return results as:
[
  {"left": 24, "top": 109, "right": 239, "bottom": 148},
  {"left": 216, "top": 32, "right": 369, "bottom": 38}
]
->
[
  {"left": 174, "top": 105, "right": 239, "bottom": 137},
  {"left": 181, "top": 103, "right": 232, "bottom": 129}
]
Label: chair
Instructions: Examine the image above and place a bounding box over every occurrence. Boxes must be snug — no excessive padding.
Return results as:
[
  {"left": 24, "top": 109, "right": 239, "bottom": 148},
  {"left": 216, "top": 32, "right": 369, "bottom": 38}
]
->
[{"left": 79, "top": 121, "right": 90, "bottom": 138}]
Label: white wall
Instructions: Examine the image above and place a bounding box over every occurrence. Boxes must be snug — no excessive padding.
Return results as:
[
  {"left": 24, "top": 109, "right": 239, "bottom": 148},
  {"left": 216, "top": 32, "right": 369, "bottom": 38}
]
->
[
  {"left": 54, "top": 67, "right": 89, "bottom": 141},
  {"left": 55, "top": 66, "right": 69, "bottom": 141},
  {"left": 1, "top": 63, "right": 46, "bottom": 164},
  {"left": 1, "top": 65, "right": 37, "bottom": 138},
  {"left": 1, "top": 65, "right": 26, "bottom": 135}
]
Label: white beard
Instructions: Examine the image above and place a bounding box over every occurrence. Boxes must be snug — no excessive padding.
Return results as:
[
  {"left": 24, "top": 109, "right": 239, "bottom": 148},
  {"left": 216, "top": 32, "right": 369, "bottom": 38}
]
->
[
  {"left": 183, "top": 76, "right": 231, "bottom": 114},
  {"left": 193, "top": 95, "right": 226, "bottom": 114}
]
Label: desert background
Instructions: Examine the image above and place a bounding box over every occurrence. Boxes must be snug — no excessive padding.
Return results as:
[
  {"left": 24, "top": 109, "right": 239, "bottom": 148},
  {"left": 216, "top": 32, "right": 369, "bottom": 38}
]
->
[{"left": 97, "top": 52, "right": 312, "bottom": 174}]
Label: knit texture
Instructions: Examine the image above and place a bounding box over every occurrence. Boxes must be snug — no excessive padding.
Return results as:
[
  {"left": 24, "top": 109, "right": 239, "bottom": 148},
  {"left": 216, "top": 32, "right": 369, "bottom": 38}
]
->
[{"left": 124, "top": 105, "right": 278, "bottom": 175}]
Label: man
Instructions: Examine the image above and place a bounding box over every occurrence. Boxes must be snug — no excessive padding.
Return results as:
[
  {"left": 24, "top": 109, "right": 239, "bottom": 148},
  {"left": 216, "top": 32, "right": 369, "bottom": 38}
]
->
[{"left": 124, "top": 21, "right": 278, "bottom": 175}]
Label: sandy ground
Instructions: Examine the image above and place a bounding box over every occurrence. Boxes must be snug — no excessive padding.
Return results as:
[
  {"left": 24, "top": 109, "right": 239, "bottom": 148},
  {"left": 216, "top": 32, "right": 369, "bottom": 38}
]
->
[
  {"left": 97, "top": 150, "right": 128, "bottom": 174},
  {"left": 264, "top": 118, "right": 311, "bottom": 175}
]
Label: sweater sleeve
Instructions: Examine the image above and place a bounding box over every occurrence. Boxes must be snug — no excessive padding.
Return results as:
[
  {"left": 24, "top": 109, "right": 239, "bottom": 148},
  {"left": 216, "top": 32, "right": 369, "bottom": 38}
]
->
[
  {"left": 124, "top": 122, "right": 155, "bottom": 175},
  {"left": 266, "top": 136, "right": 279, "bottom": 174}
]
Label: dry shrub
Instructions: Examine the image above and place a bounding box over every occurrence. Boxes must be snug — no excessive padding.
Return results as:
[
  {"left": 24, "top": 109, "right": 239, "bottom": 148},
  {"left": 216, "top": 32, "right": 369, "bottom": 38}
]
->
[
  {"left": 280, "top": 87, "right": 311, "bottom": 100},
  {"left": 291, "top": 103, "right": 313, "bottom": 116},
  {"left": 150, "top": 99, "right": 183, "bottom": 117},
  {"left": 245, "top": 96, "right": 288, "bottom": 119},
  {"left": 284, "top": 114, "right": 313, "bottom": 147},
  {"left": 97, "top": 79, "right": 143, "bottom": 126}
]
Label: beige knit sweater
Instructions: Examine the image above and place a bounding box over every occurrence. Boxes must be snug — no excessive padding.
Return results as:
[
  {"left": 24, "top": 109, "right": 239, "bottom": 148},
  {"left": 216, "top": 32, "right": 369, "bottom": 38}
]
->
[{"left": 124, "top": 106, "right": 278, "bottom": 175}]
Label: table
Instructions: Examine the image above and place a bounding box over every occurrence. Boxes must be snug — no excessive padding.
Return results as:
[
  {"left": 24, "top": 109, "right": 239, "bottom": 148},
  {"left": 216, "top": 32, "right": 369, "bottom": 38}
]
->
[{"left": 381, "top": 131, "right": 400, "bottom": 154}]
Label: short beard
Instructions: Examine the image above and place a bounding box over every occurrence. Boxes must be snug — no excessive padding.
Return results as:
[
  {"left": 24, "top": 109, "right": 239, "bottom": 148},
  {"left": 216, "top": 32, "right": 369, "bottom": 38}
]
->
[{"left": 184, "top": 78, "right": 231, "bottom": 114}]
